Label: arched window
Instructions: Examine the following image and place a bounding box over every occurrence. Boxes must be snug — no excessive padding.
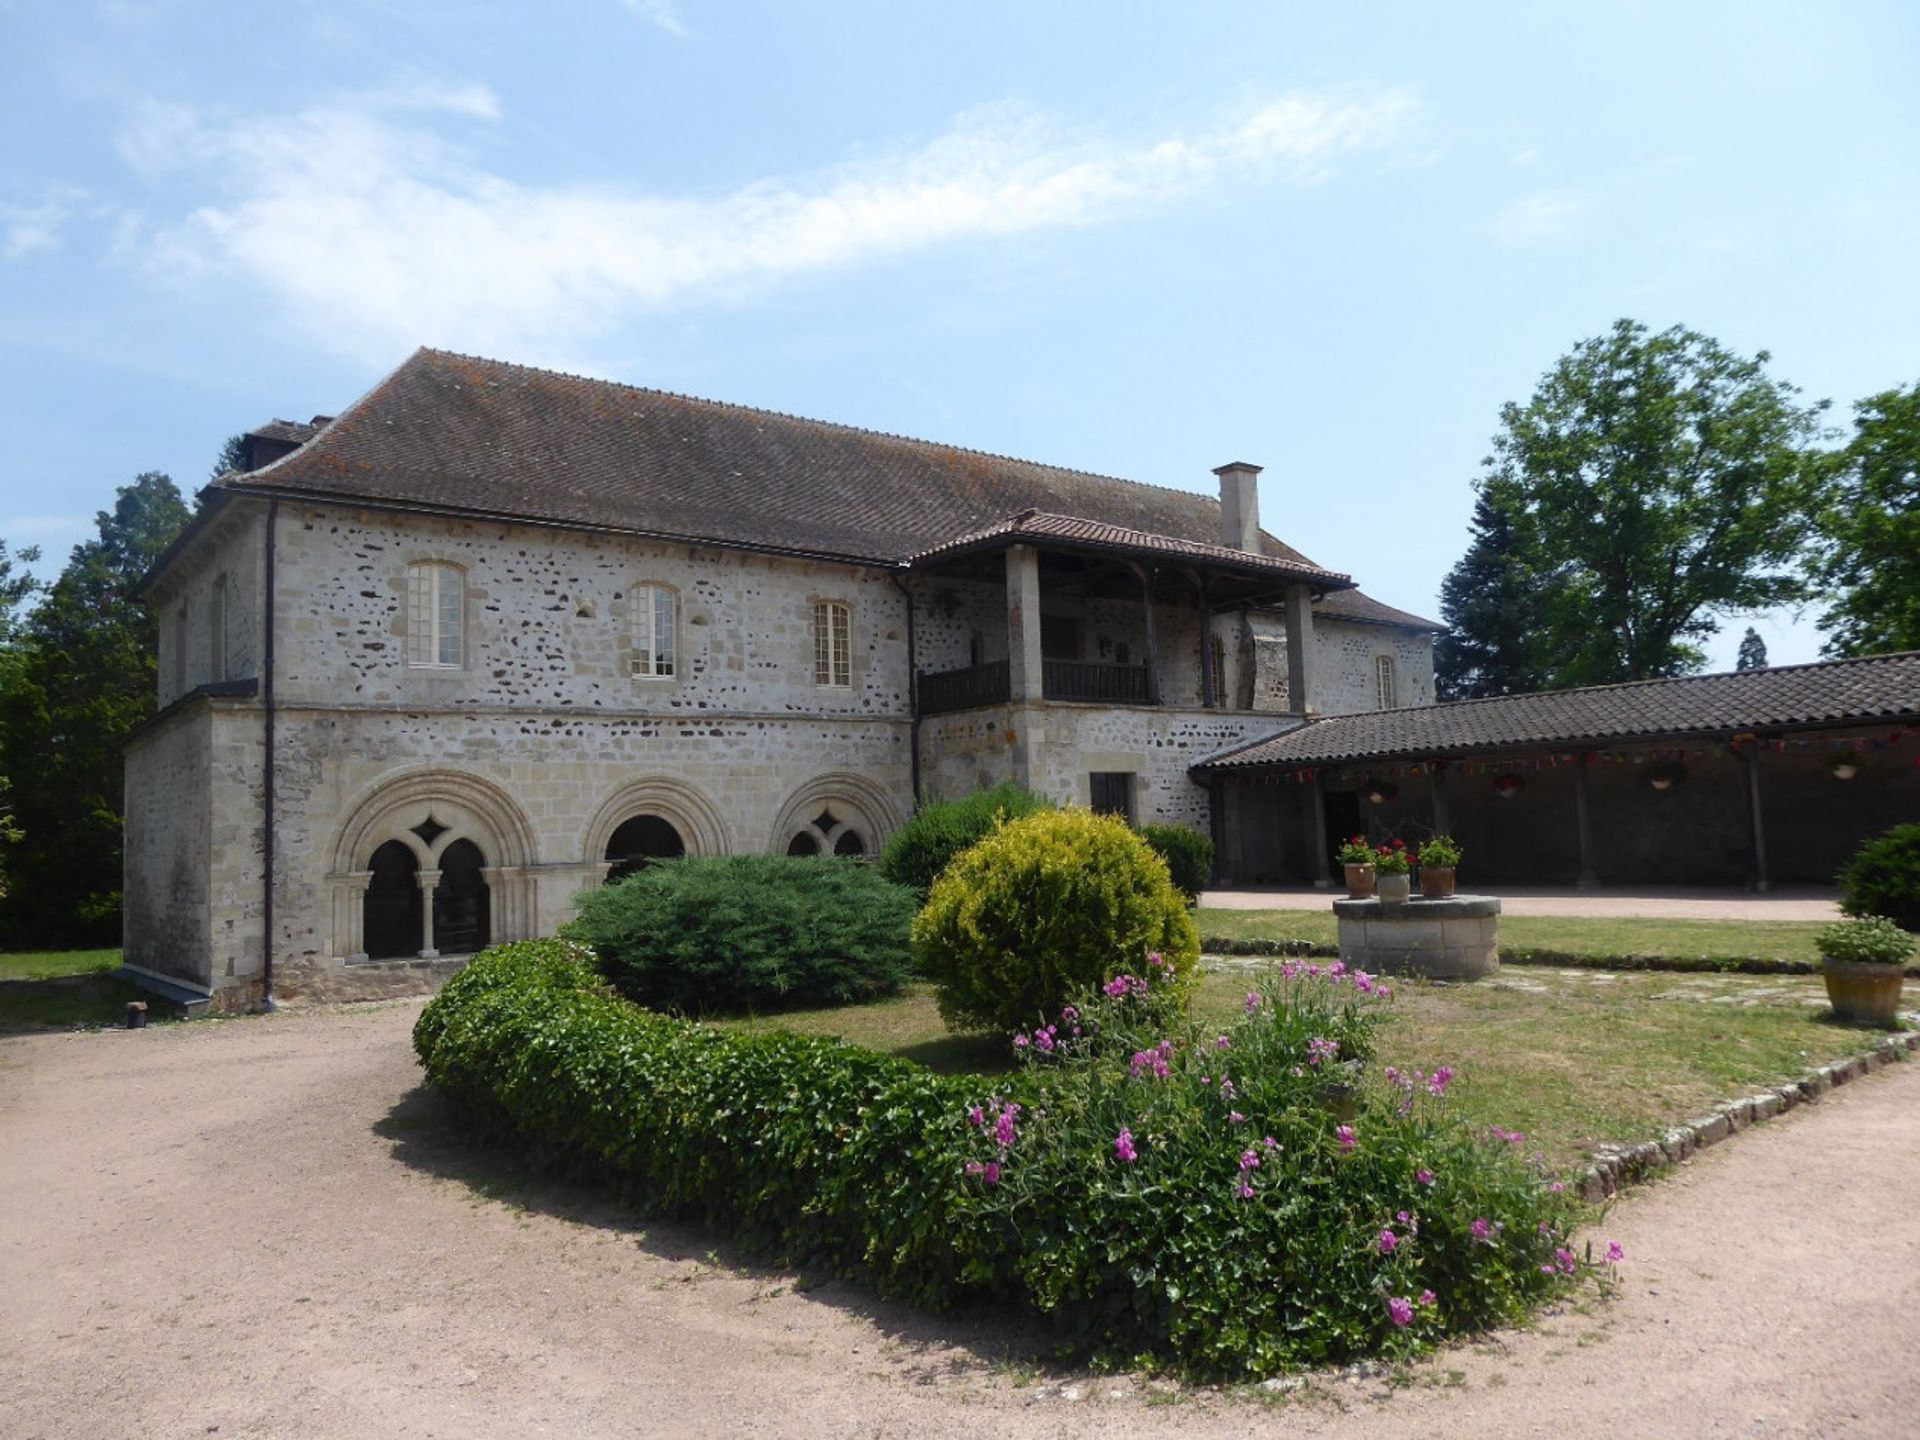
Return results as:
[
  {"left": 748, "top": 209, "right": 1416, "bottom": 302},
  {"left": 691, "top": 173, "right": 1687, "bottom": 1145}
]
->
[
  {"left": 364, "top": 840, "right": 422, "bottom": 959},
  {"left": 788, "top": 804, "right": 863, "bottom": 857},
  {"left": 605, "top": 813, "right": 686, "bottom": 881},
  {"left": 632, "top": 583, "right": 677, "bottom": 678},
  {"left": 812, "top": 600, "right": 851, "bottom": 688},
  {"left": 1374, "top": 654, "right": 1398, "bottom": 710},
  {"left": 407, "top": 562, "right": 464, "bottom": 668},
  {"left": 433, "top": 838, "right": 491, "bottom": 955}
]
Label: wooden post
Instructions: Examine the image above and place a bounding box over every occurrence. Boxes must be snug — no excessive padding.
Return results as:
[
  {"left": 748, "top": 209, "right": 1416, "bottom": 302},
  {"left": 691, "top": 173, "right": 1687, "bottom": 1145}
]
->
[
  {"left": 1309, "top": 772, "right": 1333, "bottom": 889},
  {"left": 1197, "top": 572, "right": 1216, "bottom": 709},
  {"left": 1573, "top": 752, "right": 1599, "bottom": 889},
  {"left": 1745, "top": 742, "right": 1770, "bottom": 893},
  {"left": 1131, "top": 562, "right": 1161, "bottom": 705}
]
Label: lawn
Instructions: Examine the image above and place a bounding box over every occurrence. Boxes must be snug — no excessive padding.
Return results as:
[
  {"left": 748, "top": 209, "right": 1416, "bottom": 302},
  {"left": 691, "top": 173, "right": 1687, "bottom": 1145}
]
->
[
  {"left": 715, "top": 966, "right": 1893, "bottom": 1173},
  {"left": 0, "top": 949, "right": 148, "bottom": 1032},
  {"left": 1195, "top": 908, "right": 1833, "bottom": 965}
]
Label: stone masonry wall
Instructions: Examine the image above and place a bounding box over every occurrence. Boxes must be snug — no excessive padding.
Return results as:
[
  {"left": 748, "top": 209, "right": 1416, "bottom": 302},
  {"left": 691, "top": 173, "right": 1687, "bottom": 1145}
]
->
[{"left": 122, "top": 703, "right": 213, "bottom": 988}]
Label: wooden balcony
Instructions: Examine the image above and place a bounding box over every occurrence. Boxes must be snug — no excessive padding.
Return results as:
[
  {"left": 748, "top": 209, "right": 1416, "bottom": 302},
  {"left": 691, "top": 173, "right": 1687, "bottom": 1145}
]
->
[{"left": 917, "top": 657, "right": 1155, "bottom": 714}]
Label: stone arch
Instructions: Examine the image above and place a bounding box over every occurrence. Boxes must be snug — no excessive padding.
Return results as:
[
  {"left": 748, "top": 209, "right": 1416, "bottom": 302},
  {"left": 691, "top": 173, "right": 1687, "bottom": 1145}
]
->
[
  {"left": 766, "top": 771, "right": 905, "bottom": 858},
  {"left": 325, "top": 767, "right": 539, "bottom": 962},
  {"left": 581, "top": 776, "right": 731, "bottom": 866}
]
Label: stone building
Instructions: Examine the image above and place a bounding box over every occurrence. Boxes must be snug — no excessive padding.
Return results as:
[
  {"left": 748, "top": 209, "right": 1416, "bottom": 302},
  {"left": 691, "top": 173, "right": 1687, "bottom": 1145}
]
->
[{"left": 123, "top": 348, "right": 1438, "bottom": 1009}]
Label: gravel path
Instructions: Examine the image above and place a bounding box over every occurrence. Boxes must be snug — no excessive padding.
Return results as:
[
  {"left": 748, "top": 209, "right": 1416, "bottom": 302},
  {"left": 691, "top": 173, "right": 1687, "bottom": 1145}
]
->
[
  {"left": 3, "top": 1000, "right": 1915, "bottom": 1438},
  {"left": 1198, "top": 885, "right": 1842, "bottom": 921}
]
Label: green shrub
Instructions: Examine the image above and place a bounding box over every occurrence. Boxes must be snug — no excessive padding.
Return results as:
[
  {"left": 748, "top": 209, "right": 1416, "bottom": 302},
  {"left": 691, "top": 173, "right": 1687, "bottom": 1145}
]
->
[
  {"left": 877, "top": 782, "right": 1053, "bottom": 897},
  {"left": 1816, "top": 915, "right": 1915, "bottom": 967},
  {"left": 415, "top": 940, "right": 1595, "bottom": 1378},
  {"left": 1839, "top": 824, "right": 1920, "bottom": 932},
  {"left": 913, "top": 808, "right": 1200, "bottom": 1033},
  {"left": 566, "top": 854, "right": 915, "bottom": 1012},
  {"left": 1139, "top": 822, "right": 1214, "bottom": 901}
]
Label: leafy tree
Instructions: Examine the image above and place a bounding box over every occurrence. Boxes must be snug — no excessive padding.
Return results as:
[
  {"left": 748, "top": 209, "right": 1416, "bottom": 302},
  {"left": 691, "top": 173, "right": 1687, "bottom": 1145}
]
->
[
  {"left": 1815, "top": 382, "right": 1920, "bottom": 656},
  {"left": 0, "top": 539, "right": 40, "bottom": 643},
  {"left": 1433, "top": 493, "right": 1551, "bottom": 699},
  {"left": 210, "top": 433, "right": 249, "bottom": 480},
  {"left": 0, "top": 472, "right": 191, "bottom": 944},
  {"left": 1736, "top": 627, "right": 1769, "bottom": 670},
  {"left": 1478, "top": 319, "right": 1830, "bottom": 688}
]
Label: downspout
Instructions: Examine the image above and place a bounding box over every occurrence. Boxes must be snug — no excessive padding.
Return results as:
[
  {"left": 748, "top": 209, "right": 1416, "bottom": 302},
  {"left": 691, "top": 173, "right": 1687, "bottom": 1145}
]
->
[
  {"left": 889, "top": 571, "right": 923, "bottom": 806},
  {"left": 259, "top": 499, "right": 279, "bottom": 1012}
]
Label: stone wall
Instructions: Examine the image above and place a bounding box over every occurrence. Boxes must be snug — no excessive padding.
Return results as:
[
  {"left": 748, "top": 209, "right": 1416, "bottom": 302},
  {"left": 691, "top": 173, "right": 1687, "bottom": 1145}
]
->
[
  {"left": 122, "top": 703, "right": 214, "bottom": 988},
  {"left": 155, "top": 504, "right": 265, "bottom": 707}
]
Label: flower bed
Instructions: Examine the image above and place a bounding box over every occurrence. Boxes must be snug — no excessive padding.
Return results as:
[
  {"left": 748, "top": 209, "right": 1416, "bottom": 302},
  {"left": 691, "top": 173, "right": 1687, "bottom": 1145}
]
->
[{"left": 414, "top": 939, "right": 1611, "bottom": 1377}]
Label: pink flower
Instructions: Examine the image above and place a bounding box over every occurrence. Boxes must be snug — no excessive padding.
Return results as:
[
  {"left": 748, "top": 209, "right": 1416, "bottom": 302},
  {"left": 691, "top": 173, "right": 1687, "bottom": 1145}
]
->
[
  {"left": 1114, "top": 1127, "right": 1138, "bottom": 1164},
  {"left": 1554, "top": 1247, "right": 1578, "bottom": 1275},
  {"left": 1229, "top": 1111, "right": 1246, "bottom": 1124},
  {"left": 1606, "top": 1241, "right": 1625, "bottom": 1264},
  {"left": 1307, "top": 1036, "right": 1339, "bottom": 1067},
  {"left": 1549, "top": 1181, "right": 1565, "bottom": 1194},
  {"left": 1469, "top": 1218, "right": 1499, "bottom": 1245},
  {"left": 1417, "top": 1289, "right": 1436, "bottom": 1308},
  {"left": 983, "top": 1162, "right": 1000, "bottom": 1185},
  {"left": 964, "top": 1162, "right": 984, "bottom": 1176},
  {"left": 1336, "top": 1125, "right": 1357, "bottom": 1152},
  {"left": 1236, "top": 1182, "right": 1255, "bottom": 1200},
  {"left": 994, "top": 1104, "right": 1020, "bottom": 1149},
  {"left": 1415, "top": 1168, "right": 1435, "bottom": 1187},
  {"left": 1012, "top": 1033, "right": 1030, "bottom": 1049},
  {"left": 1245, "top": 992, "right": 1262, "bottom": 1015},
  {"left": 1147, "top": 951, "right": 1164, "bottom": 968},
  {"left": 1387, "top": 1296, "right": 1414, "bottom": 1328},
  {"left": 966, "top": 1105, "right": 985, "bottom": 1128},
  {"left": 1215, "top": 1034, "right": 1233, "bottom": 1051},
  {"left": 1377, "top": 1229, "right": 1399, "bottom": 1254},
  {"left": 1239, "top": 1149, "right": 1261, "bottom": 1172},
  {"left": 1262, "top": 1135, "right": 1279, "bottom": 1150},
  {"left": 1426, "top": 1066, "right": 1454, "bottom": 1098}
]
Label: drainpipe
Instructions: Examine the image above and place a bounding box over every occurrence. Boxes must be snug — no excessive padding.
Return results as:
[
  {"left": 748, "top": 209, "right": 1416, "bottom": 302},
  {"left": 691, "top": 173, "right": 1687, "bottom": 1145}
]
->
[
  {"left": 259, "top": 499, "right": 279, "bottom": 1012},
  {"left": 889, "top": 571, "right": 922, "bottom": 806}
]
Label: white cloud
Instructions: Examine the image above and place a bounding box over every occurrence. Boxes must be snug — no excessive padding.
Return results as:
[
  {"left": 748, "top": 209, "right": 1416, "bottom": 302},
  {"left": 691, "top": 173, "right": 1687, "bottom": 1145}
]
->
[
  {"left": 1, "top": 189, "right": 86, "bottom": 258},
  {"left": 620, "top": 0, "right": 689, "bottom": 37},
  {"left": 1491, "top": 190, "right": 1591, "bottom": 245},
  {"left": 125, "top": 84, "right": 1414, "bottom": 361}
]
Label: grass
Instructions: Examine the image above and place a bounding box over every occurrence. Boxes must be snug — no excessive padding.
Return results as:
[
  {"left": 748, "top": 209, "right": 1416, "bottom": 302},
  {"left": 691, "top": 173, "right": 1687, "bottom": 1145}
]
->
[
  {"left": 0, "top": 948, "right": 150, "bottom": 1032},
  {"left": 714, "top": 967, "right": 1893, "bottom": 1173},
  {"left": 1195, "top": 909, "right": 1832, "bottom": 965}
]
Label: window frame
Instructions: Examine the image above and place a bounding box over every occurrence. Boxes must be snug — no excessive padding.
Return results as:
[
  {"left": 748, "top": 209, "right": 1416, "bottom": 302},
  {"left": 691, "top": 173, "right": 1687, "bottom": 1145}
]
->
[
  {"left": 1374, "top": 653, "right": 1398, "bottom": 710},
  {"left": 812, "top": 599, "right": 852, "bottom": 689},
  {"left": 631, "top": 581, "right": 678, "bottom": 680},
  {"left": 406, "top": 561, "right": 466, "bottom": 670}
]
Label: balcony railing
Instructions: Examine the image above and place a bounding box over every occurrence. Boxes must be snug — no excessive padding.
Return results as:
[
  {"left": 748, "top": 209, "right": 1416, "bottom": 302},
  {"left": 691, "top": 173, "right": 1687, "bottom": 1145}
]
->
[
  {"left": 919, "top": 659, "right": 1010, "bottom": 715},
  {"left": 1044, "top": 658, "right": 1152, "bottom": 704}
]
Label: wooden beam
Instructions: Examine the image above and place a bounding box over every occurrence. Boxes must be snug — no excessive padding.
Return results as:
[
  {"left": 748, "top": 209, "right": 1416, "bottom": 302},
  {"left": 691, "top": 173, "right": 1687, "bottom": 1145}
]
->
[{"left": 1129, "top": 561, "right": 1161, "bottom": 705}]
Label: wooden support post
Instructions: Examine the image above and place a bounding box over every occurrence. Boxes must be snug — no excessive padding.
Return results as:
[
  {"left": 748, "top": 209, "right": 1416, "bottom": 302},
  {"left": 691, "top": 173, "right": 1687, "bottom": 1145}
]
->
[
  {"left": 1745, "top": 742, "right": 1770, "bottom": 893},
  {"left": 1573, "top": 752, "right": 1599, "bottom": 889},
  {"left": 1197, "top": 572, "right": 1216, "bottom": 709},
  {"left": 1309, "top": 772, "right": 1333, "bottom": 889},
  {"left": 1131, "top": 562, "right": 1161, "bottom": 705}
]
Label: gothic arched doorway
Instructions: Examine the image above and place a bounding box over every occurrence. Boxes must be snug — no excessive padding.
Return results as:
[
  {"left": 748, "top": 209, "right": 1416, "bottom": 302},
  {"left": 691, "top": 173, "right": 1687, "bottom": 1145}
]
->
[
  {"left": 604, "top": 814, "right": 686, "bottom": 882},
  {"left": 433, "top": 838, "right": 492, "bottom": 956},
  {"left": 365, "top": 840, "right": 422, "bottom": 959}
]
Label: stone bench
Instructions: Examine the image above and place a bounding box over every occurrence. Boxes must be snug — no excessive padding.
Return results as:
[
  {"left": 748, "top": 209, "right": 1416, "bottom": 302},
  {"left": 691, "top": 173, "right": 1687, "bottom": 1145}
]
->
[{"left": 1331, "top": 894, "right": 1501, "bottom": 980}]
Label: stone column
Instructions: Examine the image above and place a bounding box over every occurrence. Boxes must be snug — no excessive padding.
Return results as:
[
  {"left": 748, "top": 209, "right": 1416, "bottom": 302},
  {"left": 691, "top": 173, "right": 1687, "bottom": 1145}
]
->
[
  {"left": 416, "top": 868, "right": 442, "bottom": 959},
  {"left": 1005, "top": 544, "right": 1043, "bottom": 702},
  {"left": 1309, "top": 773, "right": 1333, "bottom": 889},
  {"left": 1573, "top": 755, "right": 1599, "bottom": 889},
  {"left": 1744, "top": 744, "right": 1770, "bottom": 893},
  {"left": 330, "top": 871, "right": 372, "bottom": 962},
  {"left": 1283, "top": 583, "right": 1317, "bottom": 715}
]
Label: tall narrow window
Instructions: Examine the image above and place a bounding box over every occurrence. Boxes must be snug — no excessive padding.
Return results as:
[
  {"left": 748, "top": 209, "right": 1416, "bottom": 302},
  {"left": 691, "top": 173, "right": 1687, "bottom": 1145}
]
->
[
  {"left": 1208, "top": 634, "right": 1228, "bottom": 707},
  {"left": 1374, "top": 654, "right": 1398, "bottom": 710},
  {"left": 633, "top": 582, "right": 676, "bottom": 678},
  {"left": 172, "top": 602, "right": 189, "bottom": 695},
  {"left": 813, "top": 601, "right": 851, "bottom": 688},
  {"left": 407, "top": 562, "right": 464, "bottom": 668},
  {"left": 210, "top": 575, "right": 229, "bottom": 682}
]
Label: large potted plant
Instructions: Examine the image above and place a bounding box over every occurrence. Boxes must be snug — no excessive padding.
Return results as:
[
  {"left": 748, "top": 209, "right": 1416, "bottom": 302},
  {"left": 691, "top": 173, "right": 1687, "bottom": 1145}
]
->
[
  {"left": 1417, "top": 834, "right": 1463, "bottom": 899},
  {"left": 1373, "top": 839, "right": 1413, "bottom": 905},
  {"left": 1335, "top": 835, "right": 1376, "bottom": 899},
  {"left": 1816, "top": 916, "right": 1913, "bottom": 1027}
]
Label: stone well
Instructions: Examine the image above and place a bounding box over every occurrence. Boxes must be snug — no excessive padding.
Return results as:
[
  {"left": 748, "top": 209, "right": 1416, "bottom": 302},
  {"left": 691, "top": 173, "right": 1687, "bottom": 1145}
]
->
[{"left": 1332, "top": 895, "right": 1501, "bottom": 980}]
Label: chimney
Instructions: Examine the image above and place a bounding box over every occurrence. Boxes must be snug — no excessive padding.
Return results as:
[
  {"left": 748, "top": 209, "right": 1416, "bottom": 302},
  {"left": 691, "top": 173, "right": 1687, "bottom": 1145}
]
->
[{"left": 1214, "top": 462, "right": 1262, "bottom": 552}]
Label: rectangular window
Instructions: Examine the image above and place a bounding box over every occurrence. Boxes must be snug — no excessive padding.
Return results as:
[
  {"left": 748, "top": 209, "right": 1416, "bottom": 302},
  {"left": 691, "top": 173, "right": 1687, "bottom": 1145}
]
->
[
  {"left": 813, "top": 601, "right": 851, "bottom": 688},
  {"left": 1089, "top": 771, "right": 1135, "bottom": 824},
  {"left": 1208, "top": 634, "right": 1228, "bottom": 707},
  {"left": 210, "top": 576, "right": 228, "bottom": 682},
  {"left": 633, "top": 583, "right": 676, "bottom": 678},
  {"left": 1374, "top": 654, "right": 1398, "bottom": 710},
  {"left": 407, "top": 562, "right": 464, "bottom": 669}
]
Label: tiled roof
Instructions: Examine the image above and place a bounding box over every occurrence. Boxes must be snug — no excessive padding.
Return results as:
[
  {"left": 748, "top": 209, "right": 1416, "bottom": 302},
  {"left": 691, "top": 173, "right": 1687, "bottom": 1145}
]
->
[
  {"left": 907, "top": 510, "right": 1351, "bottom": 588},
  {"left": 1312, "top": 588, "right": 1444, "bottom": 632},
  {"left": 244, "top": 418, "right": 327, "bottom": 448},
  {"left": 1196, "top": 651, "right": 1920, "bottom": 771},
  {"left": 212, "top": 348, "right": 1425, "bottom": 611}
]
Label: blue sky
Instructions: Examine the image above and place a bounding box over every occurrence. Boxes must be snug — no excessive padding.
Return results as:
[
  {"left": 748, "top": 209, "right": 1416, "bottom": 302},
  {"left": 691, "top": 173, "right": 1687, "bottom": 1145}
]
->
[{"left": 3, "top": 1, "right": 1916, "bottom": 668}]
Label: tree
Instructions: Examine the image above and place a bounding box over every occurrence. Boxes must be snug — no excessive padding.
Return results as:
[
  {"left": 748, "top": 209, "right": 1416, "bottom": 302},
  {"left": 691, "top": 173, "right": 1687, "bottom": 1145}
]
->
[
  {"left": 0, "top": 539, "right": 40, "bottom": 643},
  {"left": 1477, "top": 319, "right": 1830, "bottom": 689},
  {"left": 1815, "top": 382, "right": 1920, "bottom": 656},
  {"left": 210, "top": 433, "right": 249, "bottom": 481},
  {"left": 0, "top": 473, "right": 191, "bottom": 944},
  {"left": 1433, "top": 493, "right": 1552, "bottom": 699},
  {"left": 1736, "top": 627, "right": 1769, "bottom": 670}
]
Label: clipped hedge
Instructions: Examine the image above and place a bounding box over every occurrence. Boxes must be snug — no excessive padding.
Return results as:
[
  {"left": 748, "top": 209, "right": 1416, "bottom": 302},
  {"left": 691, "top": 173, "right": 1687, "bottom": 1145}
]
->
[
  {"left": 565, "top": 854, "right": 915, "bottom": 1013},
  {"left": 1139, "top": 823, "right": 1214, "bottom": 902},
  {"left": 913, "top": 808, "right": 1200, "bottom": 1033},
  {"left": 415, "top": 940, "right": 1597, "bottom": 1378},
  {"left": 877, "top": 782, "right": 1054, "bottom": 897}
]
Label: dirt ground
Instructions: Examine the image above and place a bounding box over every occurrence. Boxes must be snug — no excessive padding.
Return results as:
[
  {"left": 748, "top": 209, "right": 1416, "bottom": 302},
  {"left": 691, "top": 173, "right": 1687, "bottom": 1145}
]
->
[
  {"left": 2, "top": 1000, "right": 1915, "bottom": 1439},
  {"left": 1199, "top": 884, "right": 1842, "bottom": 921}
]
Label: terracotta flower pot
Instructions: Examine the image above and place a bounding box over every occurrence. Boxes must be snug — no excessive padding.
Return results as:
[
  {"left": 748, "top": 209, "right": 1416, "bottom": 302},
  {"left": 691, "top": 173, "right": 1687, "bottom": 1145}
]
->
[
  {"left": 1420, "top": 867, "right": 1457, "bottom": 899},
  {"left": 1377, "top": 872, "right": 1411, "bottom": 905},
  {"left": 1822, "top": 959, "right": 1906, "bottom": 1027},
  {"left": 1343, "top": 863, "right": 1376, "bottom": 900}
]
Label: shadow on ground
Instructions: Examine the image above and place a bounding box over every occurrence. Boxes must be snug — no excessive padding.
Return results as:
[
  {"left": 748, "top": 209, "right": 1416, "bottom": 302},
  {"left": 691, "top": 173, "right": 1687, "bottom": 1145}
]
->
[{"left": 373, "top": 1083, "right": 1064, "bottom": 1384}]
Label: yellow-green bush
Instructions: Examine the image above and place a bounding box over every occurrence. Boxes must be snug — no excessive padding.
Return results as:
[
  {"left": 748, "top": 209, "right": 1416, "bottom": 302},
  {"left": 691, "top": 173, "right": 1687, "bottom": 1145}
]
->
[{"left": 912, "top": 807, "right": 1199, "bottom": 1032}]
